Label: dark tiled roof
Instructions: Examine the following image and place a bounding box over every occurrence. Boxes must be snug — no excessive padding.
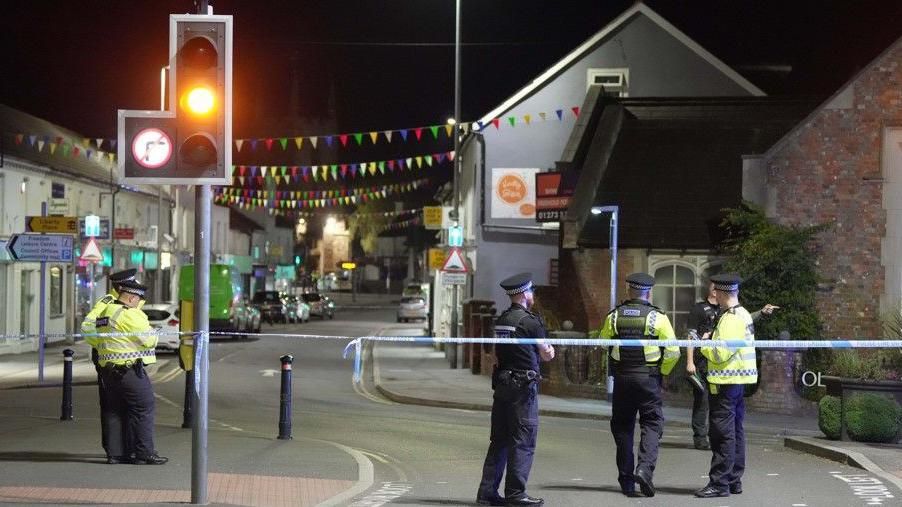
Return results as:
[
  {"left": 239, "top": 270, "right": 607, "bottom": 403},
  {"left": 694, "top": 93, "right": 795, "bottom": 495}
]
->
[
  {"left": 0, "top": 103, "right": 116, "bottom": 184},
  {"left": 575, "top": 97, "right": 818, "bottom": 249}
]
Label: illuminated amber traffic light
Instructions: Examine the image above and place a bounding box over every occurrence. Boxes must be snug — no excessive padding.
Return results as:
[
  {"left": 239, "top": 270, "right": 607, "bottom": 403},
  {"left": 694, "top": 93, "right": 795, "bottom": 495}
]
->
[{"left": 171, "top": 15, "right": 232, "bottom": 182}]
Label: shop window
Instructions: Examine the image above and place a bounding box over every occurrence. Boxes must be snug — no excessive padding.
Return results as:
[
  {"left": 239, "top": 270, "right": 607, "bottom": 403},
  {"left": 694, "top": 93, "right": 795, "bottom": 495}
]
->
[
  {"left": 50, "top": 265, "right": 63, "bottom": 316},
  {"left": 652, "top": 264, "right": 695, "bottom": 337}
]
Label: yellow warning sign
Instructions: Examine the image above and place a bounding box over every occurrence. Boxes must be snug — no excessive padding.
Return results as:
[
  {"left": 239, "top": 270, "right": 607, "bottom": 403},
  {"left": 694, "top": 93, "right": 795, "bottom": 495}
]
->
[
  {"left": 428, "top": 248, "right": 446, "bottom": 270},
  {"left": 423, "top": 206, "right": 443, "bottom": 230}
]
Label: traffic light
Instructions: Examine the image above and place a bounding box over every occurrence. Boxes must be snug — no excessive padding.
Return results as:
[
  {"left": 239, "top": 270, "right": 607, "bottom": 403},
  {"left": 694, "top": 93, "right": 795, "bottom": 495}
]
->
[
  {"left": 118, "top": 14, "right": 232, "bottom": 185},
  {"left": 172, "top": 15, "right": 232, "bottom": 182}
]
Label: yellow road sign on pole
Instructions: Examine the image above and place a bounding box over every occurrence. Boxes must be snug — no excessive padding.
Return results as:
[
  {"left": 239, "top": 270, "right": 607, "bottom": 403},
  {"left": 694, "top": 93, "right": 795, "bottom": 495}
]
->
[
  {"left": 25, "top": 216, "right": 78, "bottom": 234},
  {"left": 423, "top": 206, "right": 443, "bottom": 230},
  {"left": 428, "top": 248, "right": 447, "bottom": 270}
]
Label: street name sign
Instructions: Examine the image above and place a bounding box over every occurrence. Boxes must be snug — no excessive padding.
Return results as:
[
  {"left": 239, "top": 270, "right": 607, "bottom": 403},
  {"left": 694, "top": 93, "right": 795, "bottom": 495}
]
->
[
  {"left": 26, "top": 216, "right": 78, "bottom": 234},
  {"left": 6, "top": 233, "right": 74, "bottom": 262}
]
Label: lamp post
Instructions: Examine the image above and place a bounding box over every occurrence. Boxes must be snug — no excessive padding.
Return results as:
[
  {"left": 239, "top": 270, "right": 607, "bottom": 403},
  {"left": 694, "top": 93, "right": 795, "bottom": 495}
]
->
[{"left": 448, "top": 0, "right": 463, "bottom": 367}]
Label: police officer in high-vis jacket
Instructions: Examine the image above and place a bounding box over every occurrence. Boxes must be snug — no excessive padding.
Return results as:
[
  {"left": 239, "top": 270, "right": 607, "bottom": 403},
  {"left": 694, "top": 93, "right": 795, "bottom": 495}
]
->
[
  {"left": 86, "top": 280, "right": 168, "bottom": 465},
  {"left": 600, "top": 273, "right": 680, "bottom": 498},
  {"left": 477, "top": 273, "right": 554, "bottom": 507},
  {"left": 695, "top": 273, "right": 756, "bottom": 498},
  {"left": 80, "top": 268, "right": 138, "bottom": 464}
]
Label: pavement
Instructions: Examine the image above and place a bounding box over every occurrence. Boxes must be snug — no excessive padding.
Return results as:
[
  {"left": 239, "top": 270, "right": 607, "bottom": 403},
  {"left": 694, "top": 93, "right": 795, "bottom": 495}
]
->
[
  {"left": 370, "top": 339, "right": 902, "bottom": 493},
  {"left": 1, "top": 335, "right": 901, "bottom": 504}
]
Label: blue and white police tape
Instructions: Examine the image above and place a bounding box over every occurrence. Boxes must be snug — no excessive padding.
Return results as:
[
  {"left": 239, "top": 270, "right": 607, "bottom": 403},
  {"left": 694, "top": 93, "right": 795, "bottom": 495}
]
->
[
  {"left": 1, "top": 330, "right": 197, "bottom": 341},
  {"left": 340, "top": 335, "right": 902, "bottom": 383}
]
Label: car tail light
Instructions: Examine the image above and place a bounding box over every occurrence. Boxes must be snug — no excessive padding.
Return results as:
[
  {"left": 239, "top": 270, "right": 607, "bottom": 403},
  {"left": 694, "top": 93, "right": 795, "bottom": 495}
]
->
[{"left": 168, "top": 319, "right": 179, "bottom": 326}]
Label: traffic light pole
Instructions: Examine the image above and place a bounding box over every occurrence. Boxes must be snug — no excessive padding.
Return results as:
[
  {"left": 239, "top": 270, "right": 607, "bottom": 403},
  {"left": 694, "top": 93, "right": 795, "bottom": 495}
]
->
[
  {"left": 192, "top": 185, "right": 211, "bottom": 504},
  {"left": 192, "top": 3, "right": 211, "bottom": 504}
]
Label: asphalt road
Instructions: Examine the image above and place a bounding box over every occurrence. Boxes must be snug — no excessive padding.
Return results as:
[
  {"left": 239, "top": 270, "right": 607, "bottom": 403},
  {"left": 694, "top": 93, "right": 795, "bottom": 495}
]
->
[
  {"left": 178, "top": 306, "right": 892, "bottom": 507},
  {"left": 0, "top": 305, "right": 893, "bottom": 507}
]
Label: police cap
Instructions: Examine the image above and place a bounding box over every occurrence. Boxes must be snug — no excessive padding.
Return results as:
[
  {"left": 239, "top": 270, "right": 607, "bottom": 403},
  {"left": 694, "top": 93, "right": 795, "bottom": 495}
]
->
[
  {"left": 500, "top": 272, "right": 533, "bottom": 296},
  {"left": 109, "top": 269, "right": 138, "bottom": 284},
  {"left": 117, "top": 280, "right": 147, "bottom": 298},
  {"left": 626, "top": 272, "right": 655, "bottom": 291},
  {"left": 711, "top": 273, "right": 742, "bottom": 292}
]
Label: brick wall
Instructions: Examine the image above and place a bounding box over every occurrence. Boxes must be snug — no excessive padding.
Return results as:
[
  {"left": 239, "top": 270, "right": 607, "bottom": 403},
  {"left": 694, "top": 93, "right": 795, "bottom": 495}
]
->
[
  {"left": 764, "top": 44, "right": 902, "bottom": 338},
  {"left": 746, "top": 350, "right": 818, "bottom": 416},
  {"left": 558, "top": 247, "right": 636, "bottom": 332}
]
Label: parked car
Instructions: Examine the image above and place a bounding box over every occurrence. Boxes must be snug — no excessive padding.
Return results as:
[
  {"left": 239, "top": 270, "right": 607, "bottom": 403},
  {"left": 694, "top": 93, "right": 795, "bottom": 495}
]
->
[
  {"left": 284, "top": 295, "right": 310, "bottom": 323},
  {"left": 253, "top": 291, "right": 289, "bottom": 324},
  {"left": 233, "top": 297, "right": 262, "bottom": 334},
  {"left": 144, "top": 303, "right": 181, "bottom": 352},
  {"left": 302, "top": 292, "right": 335, "bottom": 319},
  {"left": 397, "top": 296, "right": 428, "bottom": 322}
]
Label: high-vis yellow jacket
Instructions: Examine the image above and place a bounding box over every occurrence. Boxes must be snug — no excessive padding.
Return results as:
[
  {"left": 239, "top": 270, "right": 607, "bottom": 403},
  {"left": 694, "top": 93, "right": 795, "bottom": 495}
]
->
[
  {"left": 81, "top": 289, "right": 119, "bottom": 336},
  {"left": 701, "top": 305, "right": 757, "bottom": 385},
  {"left": 599, "top": 299, "right": 680, "bottom": 375},
  {"left": 86, "top": 302, "right": 157, "bottom": 367}
]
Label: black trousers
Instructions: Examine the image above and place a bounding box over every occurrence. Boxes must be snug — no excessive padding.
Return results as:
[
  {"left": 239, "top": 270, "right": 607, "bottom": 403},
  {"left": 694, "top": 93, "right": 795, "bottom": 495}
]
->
[
  {"left": 478, "top": 382, "right": 538, "bottom": 500},
  {"left": 101, "top": 365, "right": 157, "bottom": 458},
  {"left": 707, "top": 384, "right": 746, "bottom": 490},
  {"left": 610, "top": 374, "right": 664, "bottom": 491},
  {"left": 691, "top": 358, "right": 709, "bottom": 442}
]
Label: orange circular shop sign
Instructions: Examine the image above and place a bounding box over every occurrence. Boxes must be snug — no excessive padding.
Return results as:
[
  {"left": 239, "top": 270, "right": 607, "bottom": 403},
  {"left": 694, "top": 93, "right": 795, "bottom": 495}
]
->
[{"left": 497, "top": 173, "right": 528, "bottom": 204}]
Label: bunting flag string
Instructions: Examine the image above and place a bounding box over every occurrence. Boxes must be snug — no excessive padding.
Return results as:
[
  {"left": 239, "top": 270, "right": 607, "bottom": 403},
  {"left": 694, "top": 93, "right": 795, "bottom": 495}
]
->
[
  {"left": 235, "top": 105, "right": 579, "bottom": 151},
  {"left": 230, "top": 207, "right": 424, "bottom": 220},
  {"left": 380, "top": 216, "right": 422, "bottom": 232},
  {"left": 10, "top": 104, "right": 581, "bottom": 163},
  {"left": 212, "top": 178, "right": 429, "bottom": 210},
  {"left": 230, "top": 150, "right": 454, "bottom": 186},
  {"left": 11, "top": 133, "right": 117, "bottom": 166}
]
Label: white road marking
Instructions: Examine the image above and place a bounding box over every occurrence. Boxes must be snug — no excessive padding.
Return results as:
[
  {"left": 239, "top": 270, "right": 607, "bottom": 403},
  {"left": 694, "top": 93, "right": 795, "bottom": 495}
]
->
[
  {"left": 792, "top": 504, "right": 808, "bottom": 506},
  {"left": 436, "top": 481, "right": 448, "bottom": 484},
  {"left": 767, "top": 473, "right": 780, "bottom": 476},
  {"left": 359, "top": 451, "right": 388, "bottom": 464},
  {"left": 259, "top": 369, "right": 278, "bottom": 377},
  {"left": 571, "top": 478, "right": 584, "bottom": 481}
]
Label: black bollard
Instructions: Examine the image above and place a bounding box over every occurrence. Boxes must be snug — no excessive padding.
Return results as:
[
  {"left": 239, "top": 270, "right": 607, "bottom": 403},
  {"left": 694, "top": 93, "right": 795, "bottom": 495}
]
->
[
  {"left": 277, "top": 354, "right": 294, "bottom": 440},
  {"left": 182, "top": 371, "right": 194, "bottom": 429},
  {"left": 60, "top": 349, "right": 74, "bottom": 421}
]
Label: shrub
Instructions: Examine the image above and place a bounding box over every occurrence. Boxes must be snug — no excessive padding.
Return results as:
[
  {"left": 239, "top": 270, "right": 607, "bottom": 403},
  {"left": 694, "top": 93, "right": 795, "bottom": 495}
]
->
[
  {"left": 845, "top": 393, "right": 902, "bottom": 443},
  {"left": 818, "top": 395, "right": 841, "bottom": 440}
]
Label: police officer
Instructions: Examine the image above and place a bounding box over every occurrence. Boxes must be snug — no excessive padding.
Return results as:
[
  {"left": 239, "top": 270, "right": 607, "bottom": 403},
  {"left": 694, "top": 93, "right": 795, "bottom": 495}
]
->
[
  {"left": 477, "top": 273, "right": 554, "bottom": 507},
  {"left": 695, "top": 273, "right": 756, "bottom": 498},
  {"left": 87, "top": 280, "right": 168, "bottom": 465},
  {"left": 686, "top": 281, "right": 719, "bottom": 451},
  {"left": 81, "top": 268, "right": 139, "bottom": 464},
  {"left": 687, "top": 281, "right": 779, "bottom": 452},
  {"left": 600, "top": 273, "right": 680, "bottom": 498}
]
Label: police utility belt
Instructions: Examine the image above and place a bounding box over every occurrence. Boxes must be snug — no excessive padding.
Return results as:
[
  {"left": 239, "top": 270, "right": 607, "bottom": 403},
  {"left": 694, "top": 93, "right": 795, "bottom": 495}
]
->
[
  {"left": 494, "top": 368, "right": 540, "bottom": 389},
  {"left": 611, "top": 362, "right": 662, "bottom": 377}
]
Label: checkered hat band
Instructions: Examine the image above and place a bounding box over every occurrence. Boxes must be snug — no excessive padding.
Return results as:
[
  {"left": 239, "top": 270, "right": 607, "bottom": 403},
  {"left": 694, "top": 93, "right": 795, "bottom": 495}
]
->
[
  {"left": 714, "top": 282, "right": 739, "bottom": 291},
  {"left": 628, "top": 282, "right": 652, "bottom": 290},
  {"left": 121, "top": 287, "right": 146, "bottom": 297},
  {"left": 505, "top": 281, "right": 532, "bottom": 295}
]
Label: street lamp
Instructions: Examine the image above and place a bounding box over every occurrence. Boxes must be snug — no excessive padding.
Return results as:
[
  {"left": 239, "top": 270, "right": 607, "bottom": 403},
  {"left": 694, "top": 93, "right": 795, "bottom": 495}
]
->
[{"left": 449, "top": 0, "right": 463, "bottom": 368}]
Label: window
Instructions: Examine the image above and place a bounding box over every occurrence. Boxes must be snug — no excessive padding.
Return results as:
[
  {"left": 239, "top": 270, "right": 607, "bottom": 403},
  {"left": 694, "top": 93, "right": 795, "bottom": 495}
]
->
[
  {"left": 49, "top": 265, "right": 63, "bottom": 315},
  {"left": 652, "top": 264, "right": 695, "bottom": 337},
  {"left": 587, "top": 68, "right": 629, "bottom": 97}
]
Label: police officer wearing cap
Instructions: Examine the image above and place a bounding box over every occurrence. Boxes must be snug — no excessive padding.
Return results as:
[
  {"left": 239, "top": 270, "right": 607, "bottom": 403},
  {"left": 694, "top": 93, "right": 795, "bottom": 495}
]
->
[
  {"left": 600, "top": 273, "right": 680, "bottom": 498},
  {"left": 695, "top": 273, "right": 755, "bottom": 498},
  {"left": 477, "top": 273, "right": 554, "bottom": 507},
  {"left": 687, "top": 281, "right": 779, "bottom": 452},
  {"left": 87, "top": 280, "right": 168, "bottom": 465},
  {"left": 80, "top": 268, "right": 138, "bottom": 463}
]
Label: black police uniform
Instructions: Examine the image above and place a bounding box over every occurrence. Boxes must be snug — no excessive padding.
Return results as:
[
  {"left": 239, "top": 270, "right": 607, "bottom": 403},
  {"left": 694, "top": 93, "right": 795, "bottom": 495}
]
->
[
  {"left": 608, "top": 299, "right": 664, "bottom": 496},
  {"left": 477, "top": 275, "right": 547, "bottom": 506},
  {"left": 687, "top": 299, "right": 718, "bottom": 448},
  {"left": 86, "top": 268, "right": 137, "bottom": 462}
]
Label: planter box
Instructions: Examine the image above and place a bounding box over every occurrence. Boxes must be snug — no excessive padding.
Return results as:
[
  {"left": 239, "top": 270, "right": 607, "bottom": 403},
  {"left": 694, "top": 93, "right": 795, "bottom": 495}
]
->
[{"left": 822, "top": 375, "right": 902, "bottom": 442}]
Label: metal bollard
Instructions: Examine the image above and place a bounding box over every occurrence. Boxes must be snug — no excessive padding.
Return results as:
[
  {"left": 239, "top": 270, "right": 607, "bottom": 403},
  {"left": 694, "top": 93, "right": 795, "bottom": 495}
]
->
[
  {"left": 60, "top": 349, "right": 74, "bottom": 421},
  {"left": 182, "top": 371, "right": 194, "bottom": 429},
  {"left": 277, "top": 354, "right": 294, "bottom": 440}
]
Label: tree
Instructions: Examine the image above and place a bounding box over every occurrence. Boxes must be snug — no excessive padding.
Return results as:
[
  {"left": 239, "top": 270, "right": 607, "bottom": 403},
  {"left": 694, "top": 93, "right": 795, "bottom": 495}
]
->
[
  {"left": 719, "top": 201, "right": 826, "bottom": 340},
  {"left": 348, "top": 201, "right": 394, "bottom": 254}
]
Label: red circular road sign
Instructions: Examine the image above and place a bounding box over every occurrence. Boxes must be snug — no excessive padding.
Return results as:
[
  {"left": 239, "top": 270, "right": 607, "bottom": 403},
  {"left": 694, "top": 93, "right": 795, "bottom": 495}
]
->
[{"left": 131, "top": 128, "right": 173, "bottom": 169}]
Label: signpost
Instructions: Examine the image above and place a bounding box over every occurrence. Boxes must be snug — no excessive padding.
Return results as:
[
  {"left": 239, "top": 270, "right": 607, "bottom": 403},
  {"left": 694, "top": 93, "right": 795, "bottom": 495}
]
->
[
  {"left": 25, "top": 216, "right": 78, "bottom": 234},
  {"left": 441, "top": 247, "right": 468, "bottom": 286},
  {"left": 6, "top": 233, "right": 74, "bottom": 262}
]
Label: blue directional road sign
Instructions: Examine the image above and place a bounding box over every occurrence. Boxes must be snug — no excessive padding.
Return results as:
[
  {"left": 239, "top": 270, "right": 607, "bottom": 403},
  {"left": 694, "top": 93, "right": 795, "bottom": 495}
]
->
[{"left": 6, "top": 233, "right": 74, "bottom": 262}]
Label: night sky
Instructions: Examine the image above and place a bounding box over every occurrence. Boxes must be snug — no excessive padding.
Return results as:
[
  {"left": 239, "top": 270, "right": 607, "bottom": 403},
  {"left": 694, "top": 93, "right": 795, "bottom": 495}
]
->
[{"left": 2, "top": 0, "right": 902, "bottom": 201}]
